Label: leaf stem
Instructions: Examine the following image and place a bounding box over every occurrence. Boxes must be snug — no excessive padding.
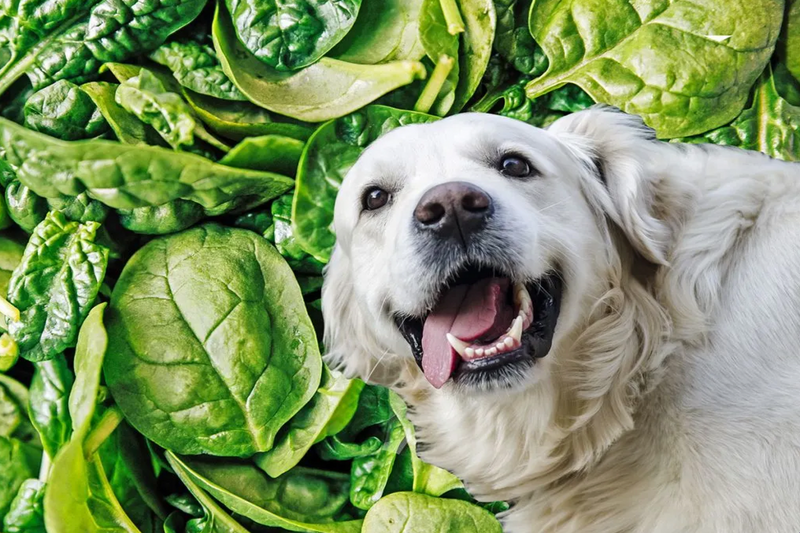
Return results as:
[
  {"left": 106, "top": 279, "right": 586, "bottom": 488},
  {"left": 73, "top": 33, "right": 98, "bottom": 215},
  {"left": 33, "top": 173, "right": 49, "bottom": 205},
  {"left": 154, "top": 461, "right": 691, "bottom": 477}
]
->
[
  {"left": 414, "top": 55, "right": 456, "bottom": 115},
  {"left": 84, "top": 405, "right": 124, "bottom": 458},
  {"left": 439, "top": 0, "right": 465, "bottom": 34},
  {"left": 38, "top": 451, "right": 51, "bottom": 482},
  {"left": 0, "top": 295, "right": 20, "bottom": 322}
]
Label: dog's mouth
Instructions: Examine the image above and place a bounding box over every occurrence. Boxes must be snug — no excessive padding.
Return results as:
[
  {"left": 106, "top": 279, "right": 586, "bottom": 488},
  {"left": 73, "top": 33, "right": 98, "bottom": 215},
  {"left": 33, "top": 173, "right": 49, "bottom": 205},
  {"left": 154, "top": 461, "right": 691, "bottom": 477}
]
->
[{"left": 394, "top": 263, "right": 562, "bottom": 389}]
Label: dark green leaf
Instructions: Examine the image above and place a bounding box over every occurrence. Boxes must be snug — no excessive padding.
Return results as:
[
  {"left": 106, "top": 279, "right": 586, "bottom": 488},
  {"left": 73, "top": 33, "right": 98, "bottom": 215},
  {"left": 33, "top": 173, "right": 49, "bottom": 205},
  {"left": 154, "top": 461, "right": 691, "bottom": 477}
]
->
[
  {"left": 784, "top": 0, "right": 800, "bottom": 84},
  {"left": 47, "top": 193, "right": 110, "bottom": 224},
  {"left": 451, "top": 0, "right": 496, "bottom": 112},
  {"left": 0, "top": 383, "right": 22, "bottom": 437},
  {"left": 5, "top": 182, "right": 47, "bottom": 233},
  {"left": 24, "top": 81, "right": 108, "bottom": 141},
  {"left": 149, "top": 41, "right": 245, "bottom": 101},
  {"left": 226, "top": 0, "right": 362, "bottom": 71},
  {"left": 494, "top": 0, "right": 547, "bottom": 76},
  {"left": 6, "top": 212, "right": 108, "bottom": 362},
  {"left": 361, "top": 492, "right": 503, "bottom": 532},
  {"left": 317, "top": 434, "right": 382, "bottom": 461},
  {"left": 526, "top": 0, "right": 784, "bottom": 138},
  {"left": 167, "top": 452, "right": 362, "bottom": 532},
  {"left": 3, "top": 478, "right": 45, "bottom": 533},
  {"left": 213, "top": 2, "right": 426, "bottom": 122},
  {"left": 271, "top": 194, "right": 326, "bottom": 274},
  {"left": 349, "top": 418, "right": 405, "bottom": 510},
  {"left": 0, "top": 437, "right": 40, "bottom": 524},
  {"left": 233, "top": 210, "right": 273, "bottom": 235},
  {"left": 292, "top": 105, "right": 438, "bottom": 262},
  {"left": 104, "top": 224, "right": 322, "bottom": 456},
  {"left": 220, "top": 135, "right": 305, "bottom": 176},
  {"left": 117, "top": 200, "right": 206, "bottom": 235},
  {"left": 28, "top": 356, "right": 74, "bottom": 458}
]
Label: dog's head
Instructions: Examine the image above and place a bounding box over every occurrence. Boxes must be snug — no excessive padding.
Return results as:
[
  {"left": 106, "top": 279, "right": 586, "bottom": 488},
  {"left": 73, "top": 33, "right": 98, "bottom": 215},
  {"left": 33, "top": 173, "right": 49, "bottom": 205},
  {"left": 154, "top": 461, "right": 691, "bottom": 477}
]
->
[{"left": 322, "top": 106, "right": 676, "bottom": 397}]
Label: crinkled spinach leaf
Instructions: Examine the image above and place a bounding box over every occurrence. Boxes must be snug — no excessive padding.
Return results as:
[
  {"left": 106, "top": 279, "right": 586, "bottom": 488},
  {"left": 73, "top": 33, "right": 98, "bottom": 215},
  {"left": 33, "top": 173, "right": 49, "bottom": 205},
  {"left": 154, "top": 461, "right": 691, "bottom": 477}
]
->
[
  {"left": 47, "top": 193, "right": 109, "bottom": 224},
  {"left": 226, "top": 0, "right": 362, "bottom": 71},
  {"left": 6, "top": 212, "right": 109, "bottom": 362},
  {"left": 5, "top": 181, "right": 47, "bottom": 233},
  {"left": 213, "top": 2, "right": 426, "bottom": 122},
  {"left": 0, "top": 437, "right": 40, "bottom": 524},
  {"left": 24, "top": 81, "right": 109, "bottom": 141},
  {"left": 494, "top": 0, "right": 547, "bottom": 76},
  {"left": 292, "top": 105, "right": 438, "bottom": 262},
  {"left": 0, "top": 0, "right": 207, "bottom": 95},
  {"left": 525, "top": 0, "right": 784, "bottom": 138},
  {"left": 3, "top": 478, "right": 45, "bottom": 533},
  {"left": 149, "top": 40, "right": 245, "bottom": 101},
  {"left": 361, "top": 492, "right": 503, "bottom": 532},
  {"left": 117, "top": 200, "right": 206, "bottom": 236},
  {"left": 270, "top": 194, "right": 326, "bottom": 274},
  {"left": 104, "top": 224, "right": 322, "bottom": 456},
  {"left": 167, "top": 452, "right": 361, "bottom": 532}
]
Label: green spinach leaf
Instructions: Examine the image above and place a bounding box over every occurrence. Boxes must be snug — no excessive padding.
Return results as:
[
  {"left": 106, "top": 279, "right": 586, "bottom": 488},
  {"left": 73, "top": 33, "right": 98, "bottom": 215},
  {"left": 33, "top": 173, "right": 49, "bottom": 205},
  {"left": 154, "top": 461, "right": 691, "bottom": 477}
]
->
[
  {"left": 213, "top": 2, "right": 426, "bottom": 122},
  {"left": 149, "top": 41, "right": 245, "bottom": 101},
  {"left": 3, "top": 478, "right": 45, "bottom": 533},
  {"left": 784, "top": 0, "right": 800, "bottom": 84},
  {"left": 292, "top": 105, "right": 438, "bottom": 262},
  {"left": 220, "top": 135, "right": 306, "bottom": 177},
  {"left": 494, "top": 0, "right": 546, "bottom": 76},
  {"left": 117, "top": 201, "right": 206, "bottom": 235},
  {"left": 226, "top": 0, "right": 362, "bottom": 71},
  {"left": 24, "top": 81, "right": 109, "bottom": 141},
  {"left": 361, "top": 492, "right": 503, "bottom": 532},
  {"left": 0, "top": 233, "right": 25, "bottom": 300},
  {"left": 81, "top": 82, "right": 168, "bottom": 147},
  {"left": 47, "top": 193, "right": 110, "bottom": 224},
  {"left": 451, "top": 0, "right": 496, "bottom": 112},
  {"left": 419, "top": 0, "right": 460, "bottom": 115},
  {"left": 525, "top": 0, "right": 784, "bottom": 138},
  {"left": 0, "top": 437, "right": 40, "bottom": 524},
  {"left": 5, "top": 182, "right": 48, "bottom": 233},
  {"left": 104, "top": 224, "right": 322, "bottom": 456},
  {"left": 29, "top": 355, "right": 74, "bottom": 458},
  {"left": 349, "top": 417, "right": 405, "bottom": 510},
  {"left": 271, "top": 194, "right": 326, "bottom": 274},
  {"left": 6, "top": 212, "right": 109, "bottom": 362}
]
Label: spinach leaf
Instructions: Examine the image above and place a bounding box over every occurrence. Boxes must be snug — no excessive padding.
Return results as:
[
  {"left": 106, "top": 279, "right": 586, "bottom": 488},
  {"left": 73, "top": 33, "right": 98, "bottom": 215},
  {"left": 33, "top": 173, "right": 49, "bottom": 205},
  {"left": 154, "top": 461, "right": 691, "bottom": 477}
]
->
[
  {"left": 5, "top": 182, "right": 48, "bottom": 233},
  {"left": 167, "top": 452, "right": 362, "bottom": 532},
  {"left": 226, "top": 0, "right": 362, "bottom": 71},
  {"left": 494, "top": 0, "right": 546, "bottom": 76},
  {"left": 104, "top": 224, "right": 322, "bottom": 456},
  {"left": 234, "top": 210, "right": 273, "bottom": 235},
  {"left": 419, "top": 0, "right": 460, "bottom": 115},
  {"left": 0, "top": 383, "right": 22, "bottom": 437},
  {"left": 220, "top": 135, "right": 306, "bottom": 177},
  {"left": 0, "top": 233, "right": 24, "bottom": 300},
  {"left": 270, "top": 194, "right": 326, "bottom": 274},
  {"left": 3, "top": 478, "right": 45, "bottom": 533},
  {"left": 149, "top": 41, "right": 245, "bottom": 101},
  {"left": 183, "top": 90, "right": 314, "bottom": 142},
  {"left": 292, "top": 105, "right": 438, "bottom": 262},
  {"left": 255, "top": 368, "right": 363, "bottom": 477},
  {"left": 6, "top": 212, "right": 109, "bottom": 362},
  {"left": 318, "top": 435, "right": 382, "bottom": 461},
  {"left": 0, "top": 0, "right": 207, "bottom": 96},
  {"left": 451, "top": 0, "right": 496, "bottom": 112},
  {"left": 525, "top": 0, "right": 784, "bottom": 138},
  {"left": 24, "top": 81, "right": 109, "bottom": 141},
  {"left": 361, "top": 492, "right": 503, "bottom": 532},
  {"left": 213, "top": 2, "right": 426, "bottom": 122},
  {"left": 47, "top": 193, "right": 110, "bottom": 224},
  {"left": 28, "top": 356, "right": 74, "bottom": 458},
  {"left": 349, "top": 417, "right": 405, "bottom": 510},
  {"left": 0, "top": 375, "right": 38, "bottom": 445},
  {"left": 784, "top": 0, "right": 800, "bottom": 84},
  {"left": 0, "top": 117, "right": 294, "bottom": 213},
  {"left": 331, "top": 0, "right": 426, "bottom": 64},
  {"left": 81, "top": 82, "right": 168, "bottom": 147},
  {"left": 68, "top": 303, "right": 109, "bottom": 439},
  {"left": 682, "top": 66, "right": 800, "bottom": 160},
  {"left": 0, "top": 437, "right": 40, "bottom": 523},
  {"left": 117, "top": 200, "right": 206, "bottom": 235}
]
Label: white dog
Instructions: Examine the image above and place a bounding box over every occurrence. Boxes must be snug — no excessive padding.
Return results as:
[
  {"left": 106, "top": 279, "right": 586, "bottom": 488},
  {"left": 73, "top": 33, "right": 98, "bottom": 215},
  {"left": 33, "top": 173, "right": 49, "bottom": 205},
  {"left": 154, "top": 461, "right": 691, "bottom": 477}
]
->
[{"left": 321, "top": 106, "right": 800, "bottom": 533}]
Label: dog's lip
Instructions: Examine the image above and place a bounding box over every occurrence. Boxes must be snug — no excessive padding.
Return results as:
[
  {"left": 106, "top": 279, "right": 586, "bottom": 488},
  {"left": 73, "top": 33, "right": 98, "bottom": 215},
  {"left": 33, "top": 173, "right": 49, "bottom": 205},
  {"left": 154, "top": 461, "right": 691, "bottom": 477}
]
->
[{"left": 394, "top": 269, "right": 563, "bottom": 387}]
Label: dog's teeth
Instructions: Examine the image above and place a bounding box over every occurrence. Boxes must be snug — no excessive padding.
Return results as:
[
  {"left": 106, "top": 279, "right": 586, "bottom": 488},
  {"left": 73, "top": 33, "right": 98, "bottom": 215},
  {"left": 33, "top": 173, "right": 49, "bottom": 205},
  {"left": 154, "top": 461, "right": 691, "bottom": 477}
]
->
[
  {"left": 465, "top": 347, "right": 475, "bottom": 358},
  {"left": 504, "top": 337, "right": 515, "bottom": 348},
  {"left": 509, "top": 316, "right": 523, "bottom": 343},
  {"left": 446, "top": 333, "right": 469, "bottom": 356},
  {"left": 495, "top": 342, "right": 505, "bottom": 351},
  {"left": 487, "top": 347, "right": 498, "bottom": 356},
  {"left": 476, "top": 348, "right": 485, "bottom": 357}
]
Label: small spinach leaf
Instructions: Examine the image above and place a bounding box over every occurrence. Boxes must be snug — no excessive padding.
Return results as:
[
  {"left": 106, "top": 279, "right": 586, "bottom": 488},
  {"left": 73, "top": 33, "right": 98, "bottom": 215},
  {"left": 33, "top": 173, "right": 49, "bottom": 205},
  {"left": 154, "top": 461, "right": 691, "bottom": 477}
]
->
[
  {"left": 117, "top": 201, "right": 206, "bottom": 236},
  {"left": 226, "top": 0, "right": 362, "bottom": 71},
  {"left": 149, "top": 41, "right": 245, "bottom": 101},
  {"left": 451, "top": 0, "right": 496, "bottom": 112},
  {"left": 104, "top": 224, "right": 322, "bottom": 456},
  {"left": 0, "top": 438, "right": 40, "bottom": 524},
  {"left": 220, "top": 136, "right": 306, "bottom": 176},
  {"left": 24, "top": 81, "right": 109, "bottom": 141},
  {"left": 3, "top": 478, "right": 45, "bottom": 533},
  {"left": 5, "top": 182, "right": 48, "bottom": 233},
  {"left": 271, "top": 194, "right": 326, "bottom": 274},
  {"left": 80, "top": 82, "right": 168, "bottom": 147},
  {"left": 6, "top": 212, "right": 109, "bottom": 362},
  {"left": 361, "top": 492, "right": 503, "bottom": 532},
  {"left": 494, "top": 0, "right": 546, "bottom": 76},
  {"left": 29, "top": 355, "right": 74, "bottom": 458}
]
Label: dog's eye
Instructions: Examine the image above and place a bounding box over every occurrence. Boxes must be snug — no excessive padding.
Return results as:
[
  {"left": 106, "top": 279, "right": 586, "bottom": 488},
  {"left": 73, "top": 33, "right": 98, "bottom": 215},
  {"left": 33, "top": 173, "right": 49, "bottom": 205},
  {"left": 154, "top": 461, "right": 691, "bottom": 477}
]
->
[
  {"left": 499, "top": 155, "right": 533, "bottom": 178},
  {"left": 363, "top": 187, "right": 390, "bottom": 211}
]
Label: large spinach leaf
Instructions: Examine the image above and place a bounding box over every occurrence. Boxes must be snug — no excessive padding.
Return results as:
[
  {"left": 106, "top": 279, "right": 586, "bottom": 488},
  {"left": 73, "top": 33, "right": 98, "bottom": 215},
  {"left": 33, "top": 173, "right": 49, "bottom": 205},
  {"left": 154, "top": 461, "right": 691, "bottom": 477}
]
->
[
  {"left": 361, "top": 492, "right": 503, "bottom": 532},
  {"left": 24, "top": 81, "right": 108, "bottom": 141},
  {"left": 28, "top": 356, "right": 74, "bottom": 458},
  {"left": 3, "top": 478, "right": 45, "bottom": 533},
  {"left": 104, "top": 224, "right": 322, "bottom": 456},
  {"left": 683, "top": 67, "right": 800, "bottom": 160},
  {"left": 168, "top": 453, "right": 362, "bottom": 532},
  {"left": 213, "top": 3, "right": 426, "bottom": 122},
  {"left": 149, "top": 40, "right": 245, "bottom": 101},
  {"left": 0, "top": 0, "right": 207, "bottom": 95},
  {"left": 525, "top": 0, "right": 784, "bottom": 138},
  {"left": 0, "top": 117, "right": 294, "bottom": 213},
  {"left": 226, "top": 0, "right": 362, "bottom": 71},
  {"left": 255, "top": 368, "right": 363, "bottom": 477},
  {"left": 6, "top": 212, "right": 109, "bottom": 362},
  {"left": 292, "top": 105, "right": 438, "bottom": 262}
]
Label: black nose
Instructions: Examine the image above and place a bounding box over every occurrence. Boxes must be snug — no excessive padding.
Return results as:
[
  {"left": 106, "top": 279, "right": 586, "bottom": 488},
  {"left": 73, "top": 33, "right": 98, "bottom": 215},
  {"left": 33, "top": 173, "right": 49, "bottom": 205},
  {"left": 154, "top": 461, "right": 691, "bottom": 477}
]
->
[{"left": 414, "top": 182, "right": 493, "bottom": 240}]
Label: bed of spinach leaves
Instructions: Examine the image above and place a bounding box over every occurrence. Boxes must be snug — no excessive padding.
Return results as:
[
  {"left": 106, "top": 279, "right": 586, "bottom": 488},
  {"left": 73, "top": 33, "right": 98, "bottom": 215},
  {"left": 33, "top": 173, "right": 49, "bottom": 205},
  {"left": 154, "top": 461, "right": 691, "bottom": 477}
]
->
[{"left": 0, "top": 0, "right": 798, "bottom": 531}]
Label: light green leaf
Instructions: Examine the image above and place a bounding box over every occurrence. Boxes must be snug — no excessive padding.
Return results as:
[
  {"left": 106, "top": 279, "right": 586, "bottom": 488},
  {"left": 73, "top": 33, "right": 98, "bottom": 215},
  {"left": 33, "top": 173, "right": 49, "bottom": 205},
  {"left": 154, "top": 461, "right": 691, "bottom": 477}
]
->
[
  {"left": 149, "top": 41, "right": 245, "bottom": 101},
  {"left": 361, "top": 492, "right": 503, "bottom": 532}
]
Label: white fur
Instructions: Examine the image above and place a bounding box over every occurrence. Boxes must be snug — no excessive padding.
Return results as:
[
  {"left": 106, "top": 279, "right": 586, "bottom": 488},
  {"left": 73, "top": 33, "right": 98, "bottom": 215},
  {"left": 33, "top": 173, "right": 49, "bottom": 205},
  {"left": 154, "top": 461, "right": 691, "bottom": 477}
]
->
[{"left": 322, "top": 106, "right": 800, "bottom": 532}]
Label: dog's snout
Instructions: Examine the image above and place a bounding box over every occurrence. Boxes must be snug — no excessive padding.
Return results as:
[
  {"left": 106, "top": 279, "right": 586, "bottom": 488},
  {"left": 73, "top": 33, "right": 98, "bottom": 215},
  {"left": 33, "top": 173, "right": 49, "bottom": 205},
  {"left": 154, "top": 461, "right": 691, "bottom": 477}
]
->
[{"left": 414, "top": 182, "right": 493, "bottom": 238}]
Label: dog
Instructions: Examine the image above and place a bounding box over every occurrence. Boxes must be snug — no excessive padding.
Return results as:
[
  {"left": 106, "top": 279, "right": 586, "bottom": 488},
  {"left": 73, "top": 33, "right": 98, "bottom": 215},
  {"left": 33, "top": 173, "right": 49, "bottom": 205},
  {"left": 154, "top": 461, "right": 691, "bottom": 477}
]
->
[{"left": 321, "top": 106, "right": 800, "bottom": 532}]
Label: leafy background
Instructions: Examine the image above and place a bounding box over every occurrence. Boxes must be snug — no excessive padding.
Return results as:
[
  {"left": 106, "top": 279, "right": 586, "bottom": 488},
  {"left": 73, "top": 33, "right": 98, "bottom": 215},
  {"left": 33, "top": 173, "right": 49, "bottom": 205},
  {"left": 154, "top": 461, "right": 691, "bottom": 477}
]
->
[{"left": 0, "top": 0, "right": 798, "bottom": 531}]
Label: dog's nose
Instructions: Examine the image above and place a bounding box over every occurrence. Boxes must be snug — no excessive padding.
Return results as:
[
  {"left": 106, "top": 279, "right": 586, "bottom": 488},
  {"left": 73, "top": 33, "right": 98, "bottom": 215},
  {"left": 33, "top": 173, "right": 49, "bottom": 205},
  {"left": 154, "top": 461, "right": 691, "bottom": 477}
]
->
[{"left": 414, "top": 182, "right": 493, "bottom": 239}]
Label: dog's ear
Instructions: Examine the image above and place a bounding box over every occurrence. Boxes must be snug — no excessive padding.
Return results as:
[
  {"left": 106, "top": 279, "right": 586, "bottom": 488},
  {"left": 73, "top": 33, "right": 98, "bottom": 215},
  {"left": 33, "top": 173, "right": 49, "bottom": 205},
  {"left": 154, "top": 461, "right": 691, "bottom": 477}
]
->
[
  {"left": 321, "top": 246, "right": 401, "bottom": 386},
  {"left": 548, "top": 106, "right": 674, "bottom": 265}
]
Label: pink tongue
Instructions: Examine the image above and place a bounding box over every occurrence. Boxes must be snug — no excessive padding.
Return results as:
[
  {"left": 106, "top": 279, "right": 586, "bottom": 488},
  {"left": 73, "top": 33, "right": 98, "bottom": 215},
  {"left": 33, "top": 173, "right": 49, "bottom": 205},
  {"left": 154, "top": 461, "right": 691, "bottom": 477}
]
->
[{"left": 421, "top": 278, "right": 513, "bottom": 388}]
